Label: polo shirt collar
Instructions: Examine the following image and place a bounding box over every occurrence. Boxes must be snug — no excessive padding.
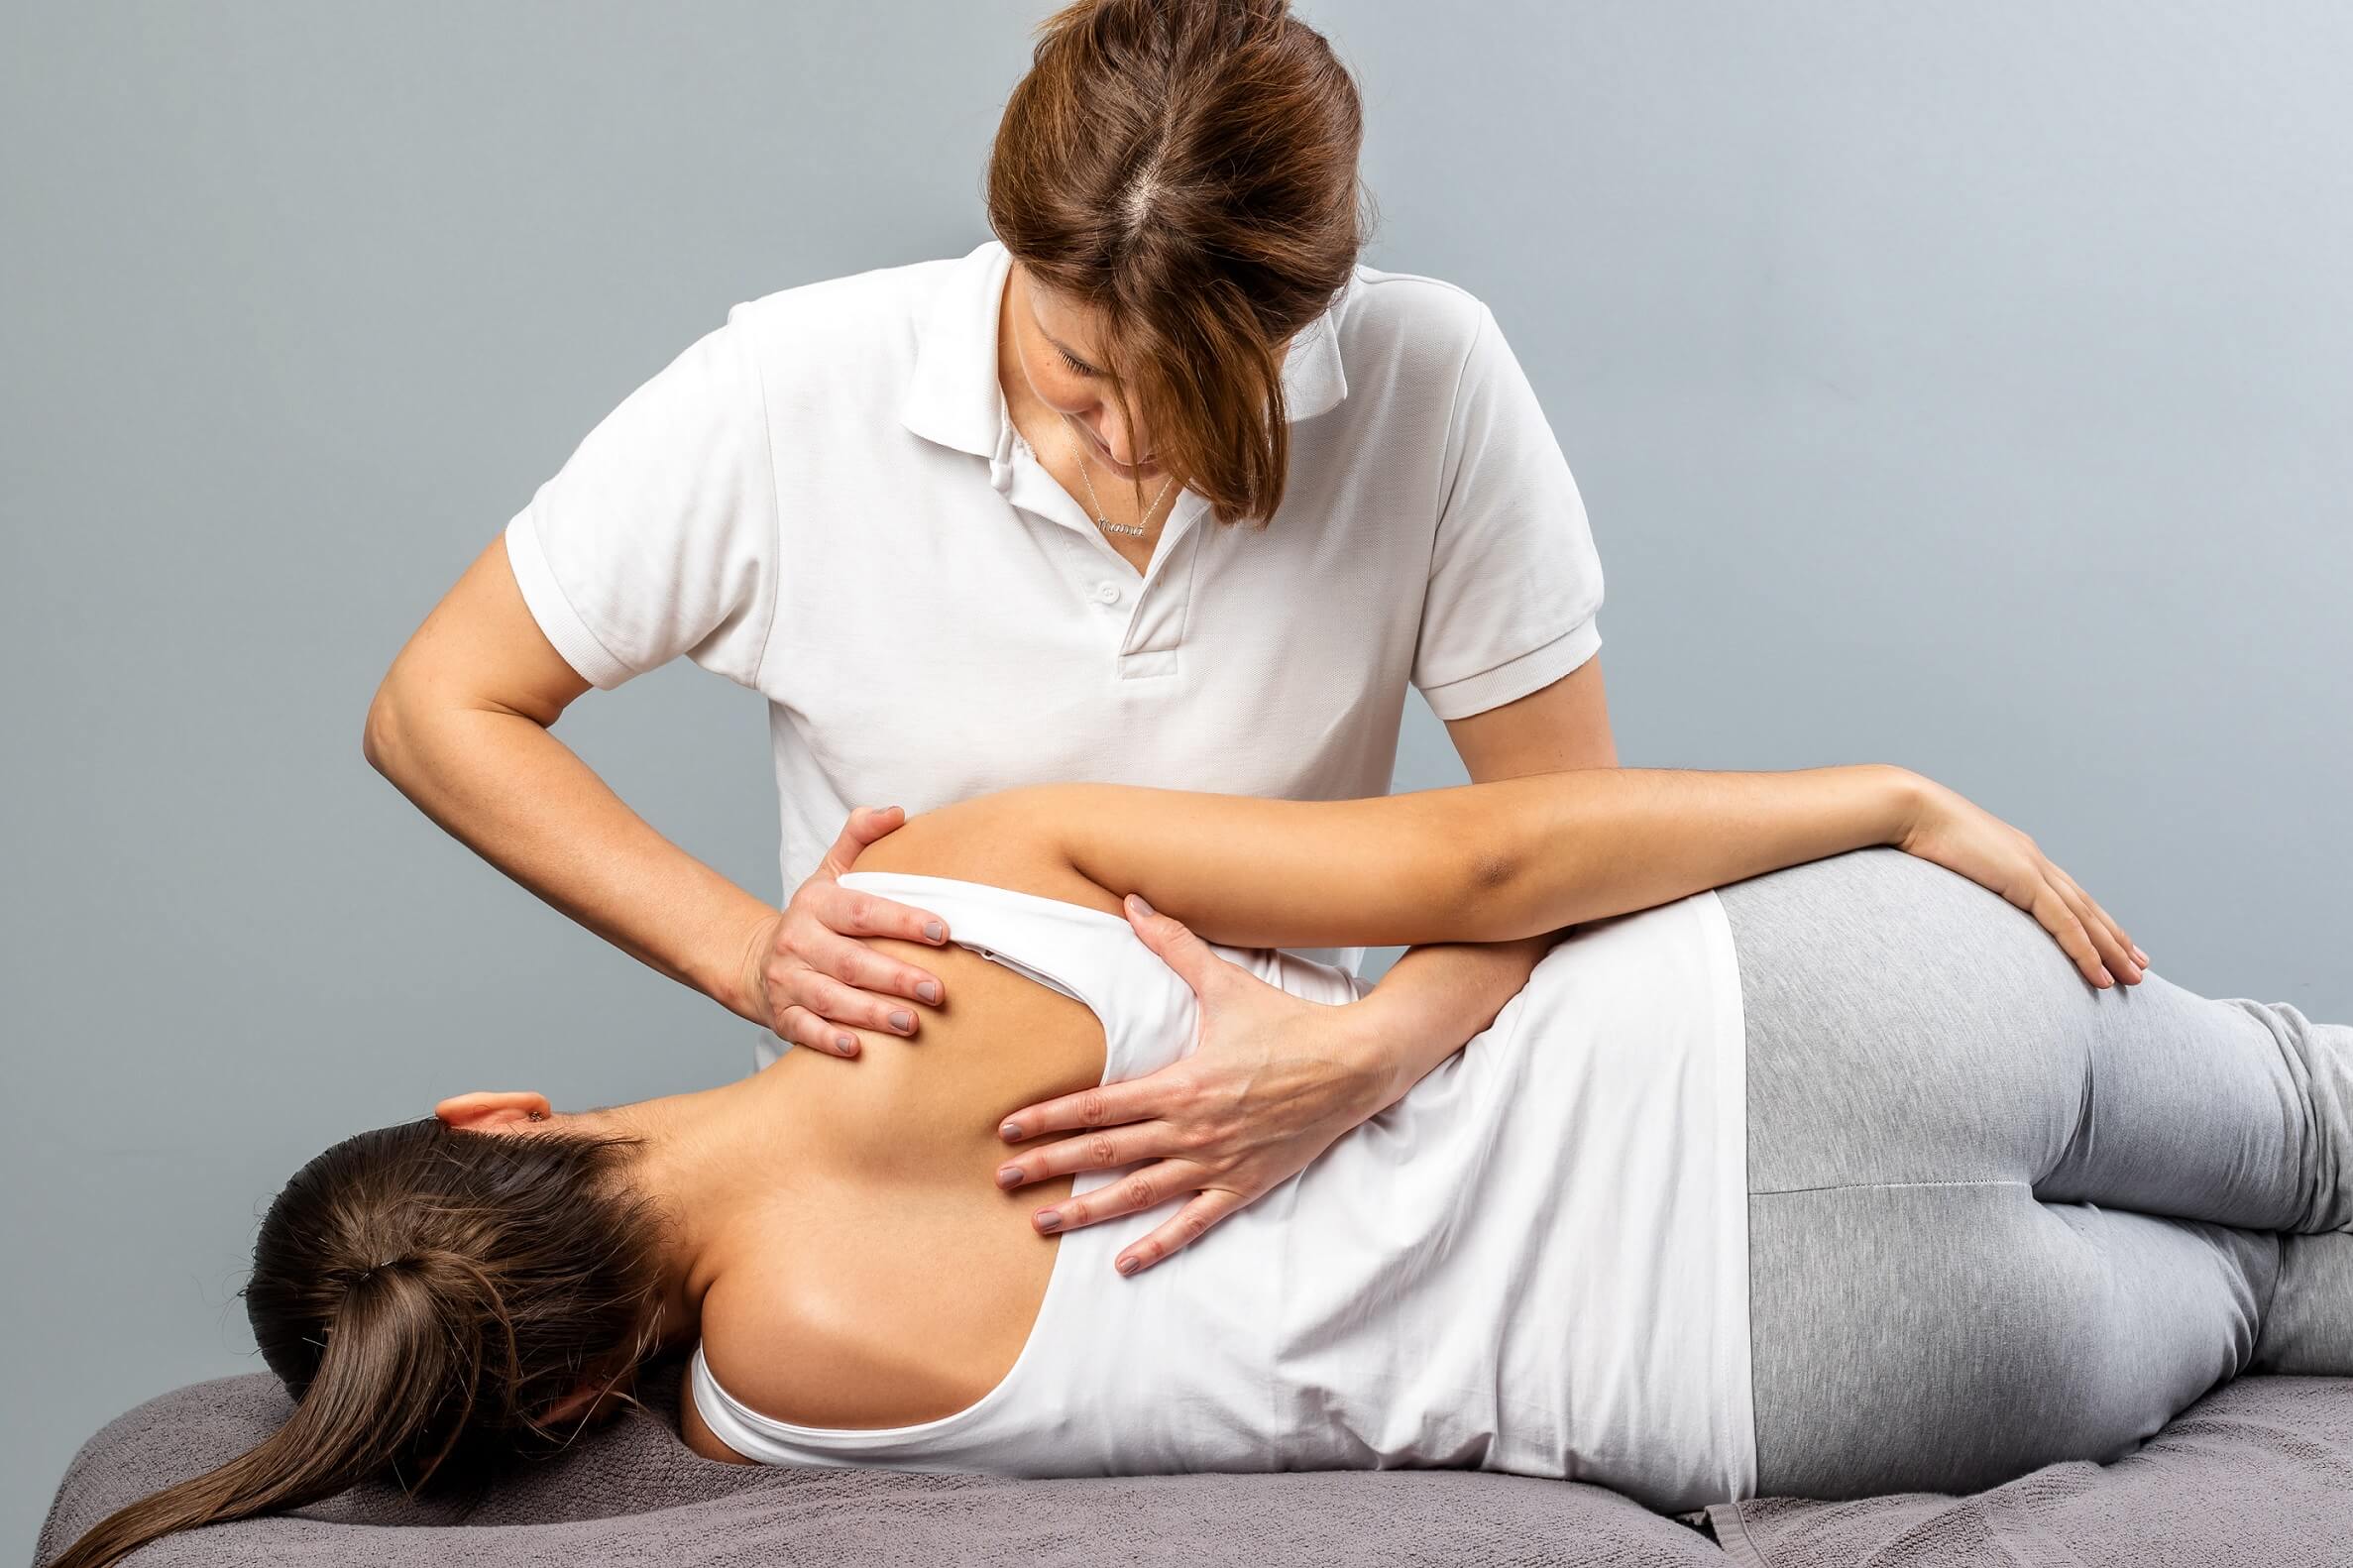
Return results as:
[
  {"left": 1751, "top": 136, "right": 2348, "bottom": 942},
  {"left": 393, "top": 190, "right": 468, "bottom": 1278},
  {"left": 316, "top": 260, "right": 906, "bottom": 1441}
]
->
[{"left": 900, "top": 238, "right": 1350, "bottom": 459}]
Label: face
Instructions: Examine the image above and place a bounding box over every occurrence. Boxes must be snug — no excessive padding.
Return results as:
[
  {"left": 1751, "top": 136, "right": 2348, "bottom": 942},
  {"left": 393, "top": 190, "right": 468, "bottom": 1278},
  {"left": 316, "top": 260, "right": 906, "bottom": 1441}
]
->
[{"left": 1001, "top": 260, "right": 1290, "bottom": 481}]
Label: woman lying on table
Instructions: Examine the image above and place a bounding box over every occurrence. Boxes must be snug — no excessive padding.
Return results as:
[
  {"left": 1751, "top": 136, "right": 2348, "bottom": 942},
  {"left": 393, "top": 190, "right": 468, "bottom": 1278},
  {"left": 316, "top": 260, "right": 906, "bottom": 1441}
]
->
[{"left": 55, "top": 764, "right": 2353, "bottom": 1568}]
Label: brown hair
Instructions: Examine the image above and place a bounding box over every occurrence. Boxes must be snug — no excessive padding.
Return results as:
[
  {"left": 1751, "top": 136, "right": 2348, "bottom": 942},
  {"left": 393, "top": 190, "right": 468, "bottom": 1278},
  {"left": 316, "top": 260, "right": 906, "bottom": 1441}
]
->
[
  {"left": 987, "top": 0, "right": 1375, "bottom": 526},
  {"left": 51, "top": 1117, "right": 671, "bottom": 1568}
]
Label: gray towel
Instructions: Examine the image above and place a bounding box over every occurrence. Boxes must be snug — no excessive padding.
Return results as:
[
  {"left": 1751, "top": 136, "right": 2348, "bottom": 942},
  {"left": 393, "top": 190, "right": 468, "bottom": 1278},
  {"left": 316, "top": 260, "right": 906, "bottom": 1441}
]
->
[
  {"left": 37, "top": 1355, "right": 1724, "bottom": 1566},
  {"left": 1708, "top": 1374, "right": 2353, "bottom": 1567},
  {"left": 45, "top": 1361, "right": 2353, "bottom": 1565}
]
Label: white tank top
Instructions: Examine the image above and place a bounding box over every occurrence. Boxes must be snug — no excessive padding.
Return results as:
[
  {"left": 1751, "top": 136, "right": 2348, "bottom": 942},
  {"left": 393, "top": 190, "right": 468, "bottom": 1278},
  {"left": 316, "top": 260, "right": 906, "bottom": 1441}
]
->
[{"left": 690, "top": 870, "right": 1756, "bottom": 1512}]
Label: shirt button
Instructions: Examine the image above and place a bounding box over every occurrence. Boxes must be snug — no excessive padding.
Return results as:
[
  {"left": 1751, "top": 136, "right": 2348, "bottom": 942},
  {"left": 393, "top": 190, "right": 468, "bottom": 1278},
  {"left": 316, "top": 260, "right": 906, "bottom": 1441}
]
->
[{"left": 1094, "top": 582, "right": 1122, "bottom": 605}]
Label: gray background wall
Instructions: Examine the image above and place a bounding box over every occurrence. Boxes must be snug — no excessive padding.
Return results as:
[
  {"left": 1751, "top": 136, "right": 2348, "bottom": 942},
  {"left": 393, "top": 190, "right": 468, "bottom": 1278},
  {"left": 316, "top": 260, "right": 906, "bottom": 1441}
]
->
[{"left": 6, "top": 1, "right": 2349, "bottom": 1557}]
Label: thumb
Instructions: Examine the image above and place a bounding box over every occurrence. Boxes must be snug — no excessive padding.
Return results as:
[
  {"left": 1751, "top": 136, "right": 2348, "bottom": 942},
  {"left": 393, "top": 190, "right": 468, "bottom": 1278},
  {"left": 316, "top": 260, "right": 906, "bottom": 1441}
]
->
[
  {"left": 1123, "top": 893, "right": 1216, "bottom": 992},
  {"left": 821, "top": 805, "right": 903, "bottom": 875}
]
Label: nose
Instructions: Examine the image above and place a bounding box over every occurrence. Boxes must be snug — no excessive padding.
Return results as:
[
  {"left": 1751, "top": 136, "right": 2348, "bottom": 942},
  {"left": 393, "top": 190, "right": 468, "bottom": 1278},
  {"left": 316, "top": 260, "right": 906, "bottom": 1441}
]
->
[{"left": 1083, "top": 414, "right": 1155, "bottom": 470}]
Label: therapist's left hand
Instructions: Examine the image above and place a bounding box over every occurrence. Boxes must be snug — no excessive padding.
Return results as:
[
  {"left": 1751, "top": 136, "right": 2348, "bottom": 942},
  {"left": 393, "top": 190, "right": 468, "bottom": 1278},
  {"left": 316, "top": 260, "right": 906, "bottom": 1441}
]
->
[{"left": 992, "top": 893, "right": 1391, "bottom": 1278}]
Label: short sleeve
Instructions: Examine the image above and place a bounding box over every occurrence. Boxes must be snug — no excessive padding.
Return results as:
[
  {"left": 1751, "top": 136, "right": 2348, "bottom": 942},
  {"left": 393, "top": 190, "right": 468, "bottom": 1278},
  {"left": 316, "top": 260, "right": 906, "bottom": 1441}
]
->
[
  {"left": 501, "top": 307, "right": 781, "bottom": 692},
  {"left": 1410, "top": 301, "right": 1605, "bottom": 723}
]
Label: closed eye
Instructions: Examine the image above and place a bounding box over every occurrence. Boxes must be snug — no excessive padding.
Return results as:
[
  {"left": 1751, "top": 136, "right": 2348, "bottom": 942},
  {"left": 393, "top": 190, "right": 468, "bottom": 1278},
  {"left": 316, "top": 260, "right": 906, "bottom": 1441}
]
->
[{"left": 1057, "top": 347, "right": 1097, "bottom": 377}]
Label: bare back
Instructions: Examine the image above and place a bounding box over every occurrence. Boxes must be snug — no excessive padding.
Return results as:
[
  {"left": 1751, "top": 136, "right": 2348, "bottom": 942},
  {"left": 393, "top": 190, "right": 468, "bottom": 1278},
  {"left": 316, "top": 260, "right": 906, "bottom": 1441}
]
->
[{"left": 684, "top": 798, "right": 1129, "bottom": 1455}]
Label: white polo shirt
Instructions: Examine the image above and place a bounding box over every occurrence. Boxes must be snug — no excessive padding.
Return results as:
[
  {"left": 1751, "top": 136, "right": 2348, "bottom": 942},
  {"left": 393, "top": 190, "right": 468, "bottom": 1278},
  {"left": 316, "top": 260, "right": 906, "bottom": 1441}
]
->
[{"left": 502, "top": 238, "right": 1605, "bottom": 1065}]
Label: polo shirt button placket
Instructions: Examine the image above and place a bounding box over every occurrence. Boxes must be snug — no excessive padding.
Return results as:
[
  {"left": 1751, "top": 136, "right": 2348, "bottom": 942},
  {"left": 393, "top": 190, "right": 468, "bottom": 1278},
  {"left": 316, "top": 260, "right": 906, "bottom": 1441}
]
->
[{"left": 1094, "top": 581, "right": 1122, "bottom": 607}]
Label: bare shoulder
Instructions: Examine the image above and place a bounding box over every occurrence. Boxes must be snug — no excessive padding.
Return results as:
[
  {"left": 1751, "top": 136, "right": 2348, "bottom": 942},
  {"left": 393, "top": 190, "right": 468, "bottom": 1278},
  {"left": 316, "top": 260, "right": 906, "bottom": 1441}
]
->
[
  {"left": 675, "top": 1355, "right": 754, "bottom": 1464},
  {"left": 693, "top": 1217, "right": 1051, "bottom": 1434},
  {"left": 846, "top": 787, "right": 1124, "bottom": 918}
]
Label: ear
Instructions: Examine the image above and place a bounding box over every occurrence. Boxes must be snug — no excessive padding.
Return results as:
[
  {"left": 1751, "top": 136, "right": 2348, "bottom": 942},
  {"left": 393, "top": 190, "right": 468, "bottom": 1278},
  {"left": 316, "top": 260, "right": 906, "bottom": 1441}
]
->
[
  {"left": 434, "top": 1090, "right": 554, "bottom": 1131},
  {"left": 541, "top": 1360, "right": 635, "bottom": 1428},
  {"left": 540, "top": 1380, "right": 604, "bottom": 1425}
]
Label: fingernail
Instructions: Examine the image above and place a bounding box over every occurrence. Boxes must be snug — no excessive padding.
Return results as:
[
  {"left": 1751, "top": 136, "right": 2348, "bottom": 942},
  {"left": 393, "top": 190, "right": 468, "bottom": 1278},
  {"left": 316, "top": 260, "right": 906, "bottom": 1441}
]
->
[
  {"left": 1116, "top": 1256, "right": 1140, "bottom": 1276},
  {"left": 999, "top": 1121, "right": 1024, "bottom": 1141},
  {"left": 890, "top": 1010, "right": 915, "bottom": 1032},
  {"left": 996, "top": 1165, "right": 1022, "bottom": 1189},
  {"left": 1126, "top": 893, "right": 1154, "bottom": 918},
  {"left": 917, "top": 979, "right": 941, "bottom": 1004},
  {"left": 925, "top": 921, "right": 945, "bottom": 943},
  {"left": 1036, "top": 1209, "right": 1061, "bottom": 1232},
  {"left": 2132, "top": 946, "right": 2149, "bottom": 965},
  {"left": 834, "top": 1033, "right": 856, "bottom": 1053},
  {"left": 2097, "top": 967, "right": 2114, "bottom": 987}
]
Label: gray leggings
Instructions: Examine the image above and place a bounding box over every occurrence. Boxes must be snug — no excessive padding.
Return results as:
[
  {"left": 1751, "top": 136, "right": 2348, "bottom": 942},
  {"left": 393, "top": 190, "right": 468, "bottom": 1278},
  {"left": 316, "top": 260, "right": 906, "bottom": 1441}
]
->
[{"left": 1718, "top": 847, "right": 2353, "bottom": 1500}]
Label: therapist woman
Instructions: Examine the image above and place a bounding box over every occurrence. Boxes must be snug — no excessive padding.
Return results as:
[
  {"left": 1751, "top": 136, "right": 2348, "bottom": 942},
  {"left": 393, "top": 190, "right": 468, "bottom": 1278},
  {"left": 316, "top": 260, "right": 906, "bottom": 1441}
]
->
[{"left": 366, "top": 0, "right": 1614, "bottom": 1279}]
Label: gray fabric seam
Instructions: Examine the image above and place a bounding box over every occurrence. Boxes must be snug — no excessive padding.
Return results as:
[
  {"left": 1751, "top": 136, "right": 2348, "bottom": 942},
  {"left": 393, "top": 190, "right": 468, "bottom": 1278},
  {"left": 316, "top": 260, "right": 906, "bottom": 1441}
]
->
[{"left": 1753, "top": 1177, "right": 2031, "bottom": 1197}]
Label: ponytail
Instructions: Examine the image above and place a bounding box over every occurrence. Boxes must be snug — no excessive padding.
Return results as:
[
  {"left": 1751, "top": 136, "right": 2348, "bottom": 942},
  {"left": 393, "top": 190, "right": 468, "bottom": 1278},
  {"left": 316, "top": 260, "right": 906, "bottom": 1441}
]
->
[
  {"left": 51, "top": 1265, "right": 458, "bottom": 1568},
  {"left": 50, "top": 1116, "right": 669, "bottom": 1568}
]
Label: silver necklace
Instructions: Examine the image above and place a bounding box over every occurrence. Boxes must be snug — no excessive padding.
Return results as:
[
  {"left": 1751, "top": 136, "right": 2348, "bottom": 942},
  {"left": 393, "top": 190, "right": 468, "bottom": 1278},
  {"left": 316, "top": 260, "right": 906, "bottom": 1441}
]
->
[{"left": 1063, "top": 410, "right": 1174, "bottom": 537}]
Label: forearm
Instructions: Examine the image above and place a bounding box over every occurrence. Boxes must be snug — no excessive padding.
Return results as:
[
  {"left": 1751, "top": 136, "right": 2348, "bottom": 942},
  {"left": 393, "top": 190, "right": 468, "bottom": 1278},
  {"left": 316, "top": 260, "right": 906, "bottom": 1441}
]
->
[
  {"left": 1044, "top": 763, "right": 1924, "bottom": 951},
  {"left": 1473, "top": 762, "right": 1923, "bottom": 943},
  {"left": 1343, "top": 934, "right": 1560, "bottom": 1112},
  {"left": 365, "top": 690, "right": 774, "bottom": 1018}
]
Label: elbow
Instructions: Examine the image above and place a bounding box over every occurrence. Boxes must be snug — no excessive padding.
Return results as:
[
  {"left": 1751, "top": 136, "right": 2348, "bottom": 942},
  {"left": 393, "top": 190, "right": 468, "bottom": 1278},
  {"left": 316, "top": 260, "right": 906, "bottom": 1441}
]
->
[
  {"left": 361, "top": 678, "right": 409, "bottom": 779},
  {"left": 1432, "top": 846, "right": 1531, "bottom": 945},
  {"left": 1468, "top": 850, "right": 1527, "bottom": 942},
  {"left": 1467, "top": 848, "right": 1516, "bottom": 894}
]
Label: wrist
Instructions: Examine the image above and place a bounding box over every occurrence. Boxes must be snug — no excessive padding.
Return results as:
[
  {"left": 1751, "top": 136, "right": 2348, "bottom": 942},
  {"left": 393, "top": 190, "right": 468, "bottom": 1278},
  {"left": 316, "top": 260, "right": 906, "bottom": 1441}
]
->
[
  {"left": 714, "top": 905, "right": 784, "bottom": 1027},
  {"left": 1870, "top": 764, "right": 1931, "bottom": 849},
  {"left": 1333, "top": 992, "right": 1416, "bottom": 1114}
]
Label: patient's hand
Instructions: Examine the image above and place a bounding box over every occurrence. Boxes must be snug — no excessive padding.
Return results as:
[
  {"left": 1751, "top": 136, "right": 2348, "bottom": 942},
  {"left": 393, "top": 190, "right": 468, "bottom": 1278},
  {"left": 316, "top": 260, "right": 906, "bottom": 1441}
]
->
[
  {"left": 1895, "top": 773, "right": 2148, "bottom": 988},
  {"left": 991, "top": 894, "right": 1391, "bottom": 1278}
]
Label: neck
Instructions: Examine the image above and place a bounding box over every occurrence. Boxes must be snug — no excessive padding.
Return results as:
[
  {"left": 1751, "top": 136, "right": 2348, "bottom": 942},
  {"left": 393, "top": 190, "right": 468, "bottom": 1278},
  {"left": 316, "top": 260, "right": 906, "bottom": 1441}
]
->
[{"left": 574, "top": 1073, "right": 784, "bottom": 1355}]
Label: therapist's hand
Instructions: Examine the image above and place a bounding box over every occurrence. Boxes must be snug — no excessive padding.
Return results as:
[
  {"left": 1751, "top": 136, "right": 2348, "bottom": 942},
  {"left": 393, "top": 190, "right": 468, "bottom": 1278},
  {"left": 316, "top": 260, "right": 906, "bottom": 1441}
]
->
[
  {"left": 992, "top": 894, "right": 1392, "bottom": 1277},
  {"left": 735, "top": 804, "right": 953, "bottom": 1058}
]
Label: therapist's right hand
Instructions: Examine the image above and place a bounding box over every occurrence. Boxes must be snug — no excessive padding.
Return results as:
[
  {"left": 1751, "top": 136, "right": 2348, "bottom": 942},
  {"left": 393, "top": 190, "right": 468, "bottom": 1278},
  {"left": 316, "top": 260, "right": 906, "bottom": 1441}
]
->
[{"left": 734, "top": 804, "right": 952, "bottom": 1058}]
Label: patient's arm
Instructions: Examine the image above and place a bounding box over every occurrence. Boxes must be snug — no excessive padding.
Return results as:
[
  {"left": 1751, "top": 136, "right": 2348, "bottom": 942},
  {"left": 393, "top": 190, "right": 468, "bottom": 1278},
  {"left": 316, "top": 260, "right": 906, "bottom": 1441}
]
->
[
  {"left": 891, "top": 762, "right": 2135, "bottom": 990},
  {"left": 1004, "top": 764, "right": 1921, "bottom": 951}
]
